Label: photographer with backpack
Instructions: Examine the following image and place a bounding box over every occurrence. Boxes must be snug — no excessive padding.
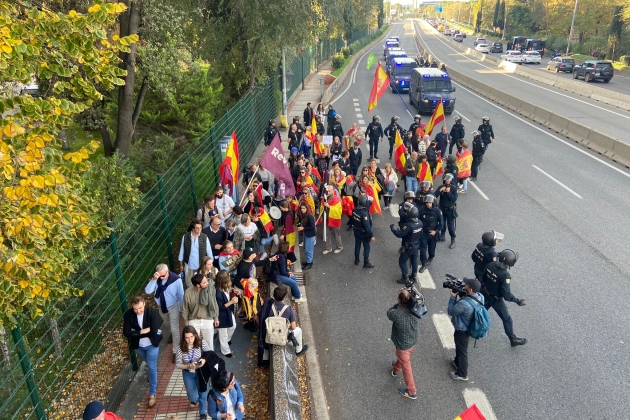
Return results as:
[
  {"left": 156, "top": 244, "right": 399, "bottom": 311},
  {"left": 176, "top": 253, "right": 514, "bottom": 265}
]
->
[{"left": 447, "top": 277, "right": 487, "bottom": 382}]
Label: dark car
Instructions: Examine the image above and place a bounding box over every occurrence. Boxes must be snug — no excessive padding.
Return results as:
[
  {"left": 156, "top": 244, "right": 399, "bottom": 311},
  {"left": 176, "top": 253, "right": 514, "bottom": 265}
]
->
[
  {"left": 572, "top": 60, "right": 614, "bottom": 83},
  {"left": 546, "top": 57, "right": 575, "bottom": 73},
  {"left": 489, "top": 42, "right": 503, "bottom": 53}
]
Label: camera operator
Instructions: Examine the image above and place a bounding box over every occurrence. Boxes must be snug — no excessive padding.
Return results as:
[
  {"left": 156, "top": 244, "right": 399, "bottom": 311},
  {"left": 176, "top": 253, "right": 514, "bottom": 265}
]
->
[
  {"left": 447, "top": 278, "right": 484, "bottom": 381},
  {"left": 390, "top": 206, "right": 423, "bottom": 285},
  {"left": 482, "top": 249, "right": 527, "bottom": 347},
  {"left": 387, "top": 289, "right": 419, "bottom": 400}
]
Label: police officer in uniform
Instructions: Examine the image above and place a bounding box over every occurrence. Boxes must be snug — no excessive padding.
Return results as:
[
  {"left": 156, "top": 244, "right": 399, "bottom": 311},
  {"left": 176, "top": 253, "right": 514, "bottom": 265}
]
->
[
  {"left": 331, "top": 115, "right": 344, "bottom": 140},
  {"left": 443, "top": 154, "right": 459, "bottom": 181},
  {"left": 353, "top": 195, "right": 375, "bottom": 268},
  {"left": 470, "top": 130, "right": 484, "bottom": 181},
  {"left": 436, "top": 173, "right": 458, "bottom": 249},
  {"left": 471, "top": 230, "right": 504, "bottom": 280},
  {"left": 316, "top": 115, "right": 326, "bottom": 136},
  {"left": 409, "top": 115, "right": 422, "bottom": 134},
  {"left": 264, "top": 119, "right": 280, "bottom": 146},
  {"left": 398, "top": 191, "right": 416, "bottom": 227},
  {"left": 477, "top": 117, "right": 495, "bottom": 151},
  {"left": 364, "top": 115, "right": 384, "bottom": 160},
  {"left": 449, "top": 116, "right": 465, "bottom": 154},
  {"left": 482, "top": 249, "right": 527, "bottom": 346},
  {"left": 384, "top": 116, "right": 404, "bottom": 160},
  {"left": 390, "top": 206, "right": 423, "bottom": 285},
  {"left": 418, "top": 194, "right": 442, "bottom": 273},
  {"left": 414, "top": 180, "right": 433, "bottom": 207}
]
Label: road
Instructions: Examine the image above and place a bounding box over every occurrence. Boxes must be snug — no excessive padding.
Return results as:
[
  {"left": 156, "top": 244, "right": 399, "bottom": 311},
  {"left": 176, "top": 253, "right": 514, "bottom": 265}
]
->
[
  {"left": 444, "top": 24, "right": 630, "bottom": 97},
  {"left": 305, "top": 21, "right": 630, "bottom": 420},
  {"left": 412, "top": 20, "right": 630, "bottom": 144}
]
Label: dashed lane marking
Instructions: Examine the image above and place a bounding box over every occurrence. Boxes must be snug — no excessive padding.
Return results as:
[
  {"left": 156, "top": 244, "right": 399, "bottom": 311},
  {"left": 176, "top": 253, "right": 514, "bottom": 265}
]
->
[
  {"left": 417, "top": 269, "right": 436, "bottom": 289},
  {"left": 357, "top": 113, "right": 363, "bottom": 118},
  {"left": 353, "top": 98, "right": 359, "bottom": 101},
  {"left": 355, "top": 108, "right": 361, "bottom": 112},
  {"left": 358, "top": 119, "right": 365, "bottom": 124},
  {"left": 468, "top": 180, "right": 489, "bottom": 200},
  {"left": 432, "top": 313, "right": 455, "bottom": 349},
  {"left": 389, "top": 204, "right": 400, "bottom": 218},
  {"left": 532, "top": 165, "right": 583, "bottom": 199},
  {"left": 463, "top": 388, "right": 498, "bottom": 420}
]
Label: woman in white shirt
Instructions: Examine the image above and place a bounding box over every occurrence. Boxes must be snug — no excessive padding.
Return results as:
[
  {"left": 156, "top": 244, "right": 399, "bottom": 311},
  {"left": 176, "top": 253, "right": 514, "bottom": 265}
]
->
[
  {"left": 237, "top": 214, "right": 258, "bottom": 250},
  {"left": 176, "top": 326, "right": 212, "bottom": 418}
]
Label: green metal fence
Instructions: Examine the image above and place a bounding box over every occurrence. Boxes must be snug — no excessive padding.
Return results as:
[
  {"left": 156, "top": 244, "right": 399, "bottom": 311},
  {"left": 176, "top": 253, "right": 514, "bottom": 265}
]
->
[{"left": 0, "top": 28, "right": 382, "bottom": 420}]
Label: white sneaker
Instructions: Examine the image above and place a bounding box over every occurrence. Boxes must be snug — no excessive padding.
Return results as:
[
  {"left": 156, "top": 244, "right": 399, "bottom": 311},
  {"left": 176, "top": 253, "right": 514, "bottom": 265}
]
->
[
  {"left": 334, "top": 248, "right": 343, "bottom": 254},
  {"left": 273, "top": 234, "right": 279, "bottom": 245},
  {"left": 260, "top": 252, "right": 268, "bottom": 260},
  {"left": 299, "top": 242, "right": 304, "bottom": 247},
  {"left": 322, "top": 249, "right": 332, "bottom": 255},
  {"left": 294, "top": 297, "right": 307, "bottom": 303}
]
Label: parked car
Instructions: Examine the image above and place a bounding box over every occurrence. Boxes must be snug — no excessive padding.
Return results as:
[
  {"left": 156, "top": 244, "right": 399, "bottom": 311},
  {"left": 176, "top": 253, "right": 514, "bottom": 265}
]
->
[
  {"left": 489, "top": 42, "right": 503, "bottom": 53},
  {"left": 474, "top": 37, "right": 486, "bottom": 46},
  {"left": 522, "top": 51, "right": 541, "bottom": 64},
  {"left": 475, "top": 43, "right": 490, "bottom": 54},
  {"left": 546, "top": 56, "right": 575, "bottom": 73},
  {"left": 500, "top": 50, "right": 524, "bottom": 63},
  {"left": 454, "top": 34, "right": 464, "bottom": 42},
  {"left": 572, "top": 60, "right": 614, "bottom": 83}
]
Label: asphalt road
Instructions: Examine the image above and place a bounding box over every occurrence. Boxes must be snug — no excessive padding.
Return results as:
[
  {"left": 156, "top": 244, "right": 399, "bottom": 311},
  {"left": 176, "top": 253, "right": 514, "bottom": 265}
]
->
[
  {"left": 445, "top": 25, "right": 630, "bottom": 97},
  {"left": 413, "top": 20, "right": 630, "bottom": 144},
  {"left": 306, "top": 21, "right": 630, "bottom": 420}
]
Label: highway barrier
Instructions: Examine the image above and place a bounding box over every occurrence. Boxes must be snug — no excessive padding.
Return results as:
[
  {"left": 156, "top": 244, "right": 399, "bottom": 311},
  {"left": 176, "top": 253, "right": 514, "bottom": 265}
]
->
[{"left": 412, "top": 26, "right": 630, "bottom": 169}]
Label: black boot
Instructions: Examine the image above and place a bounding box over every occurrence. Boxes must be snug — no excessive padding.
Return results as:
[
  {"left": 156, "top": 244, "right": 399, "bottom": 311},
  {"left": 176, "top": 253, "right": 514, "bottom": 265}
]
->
[
  {"left": 419, "top": 265, "right": 427, "bottom": 273},
  {"left": 396, "top": 276, "right": 409, "bottom": 285},
  {"left": 407, "top": 276, "right": 417, "bottom": 285},
  {"left": 303, "top": 263, "right": 313, "bottom": 270},
  {"left": 440, "top": 235, "right": 446, "bottom": 242},
  {"left": 354, "top": 259, "right": 360, "bottom": 265},
  {"left": 510, "top": 337, "right": 528, "bottom": 347},
  {"left": 425, "top": 258, "right": 433, "bottom": 266},
  {"left": 449, "top": 239, "right": 456, "bottom": 249},
  {"left": 363, "top": 261, "right": 375, "bottom": 268}
]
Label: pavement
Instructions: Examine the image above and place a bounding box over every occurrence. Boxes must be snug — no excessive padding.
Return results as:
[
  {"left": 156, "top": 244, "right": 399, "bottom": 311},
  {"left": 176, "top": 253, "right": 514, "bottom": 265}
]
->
[{"left": 297, "top": 20, "right": 630, "bottom": 420}]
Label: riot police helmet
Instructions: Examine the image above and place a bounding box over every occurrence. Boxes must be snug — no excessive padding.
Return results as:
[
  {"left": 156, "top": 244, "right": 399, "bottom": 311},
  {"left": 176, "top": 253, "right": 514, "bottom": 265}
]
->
[
  {"left": 446, "top": 154, "right": 456, "bottom": 165},
  {"left": 373, "top": 115, "right": 380, "bottom": 122},
  {"left": 414, "top": 114, "right": 421, "bottom": 121},
  {"left": 498, "top": 249, "right": 518, "bottom": 268},
  {"left": 357, "top": 195, "right": 369, "bottom": 208},
  {"left": 453, "top": 116, "right": 461, "bottom": 123},
  {"left": 335, "top": 114, "right": 341, "bottom": 121},
  {"left": 481, "top": 230, "right": 505, "bottom": 247},
  {"left": 443, "top": 173, "right": 454, "bottom": 184},
  {"left": 403, "top": 201, "right": 414, "bottom": 213},
  {"left": 471, "top": 130, "right": 481, "bottom": 138},
  {"left": 269, "top": 119, "right": 275, "bottom": 126},
  {"left": 420, "top": 180, "right": 432, "bottom": 190},
  {"left": 406, "top": 205, "right": 419, "bottom": 220},
  {"left": 404, "top": 191, "right": 415, "bottom": 201},
  {"left": 424, "top": 194, "right": 435, "bottom": 204},
  {"left": 482, "top": 116, "right": 490, "bottom": 123}
]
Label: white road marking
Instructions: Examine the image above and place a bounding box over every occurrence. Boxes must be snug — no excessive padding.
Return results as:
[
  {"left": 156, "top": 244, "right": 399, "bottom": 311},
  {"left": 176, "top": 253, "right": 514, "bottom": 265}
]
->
[
  {"left": 468, "top": 180, "right": 489, "bottom": 200},
  {"left": 454, "top": 110, "right": 471, "bottom": 122},
  {"left": 358, "top": 119, "right": 365, "bottom": 124},
  {"left": 406, "top": 108, "right": 413, "bottom": 118},
  {"left": 432, "top": 313, "right": 455, "bottom": 349},
  {"left": 414, "top": 21, "right": 630, "bottom": 122},
  {"left": 355, "top": 108, "right": 361, "bottom": 112},
  {"left": 353, "top": 65, "right": 358, "bottom": 84},
  {"left": 360, "top": 127, "right": 367, "bottom": 131},
  {"left": 356, "top": 113, "right": 363, "bottom": 118},
  {"left": 463, "top": 388, "right": 498, "bottom": 420},
  {"left": 353, "top": 98, "right": 359, "bottom": 102},
  {"left": 451, "top": 81, "right": 630, "bottom": 179},
  {"left": 389, "top": 204, "right": 400, "bottom": 218},
  {"left": 417, "top": 269, "right": 436, "bottom": 289},
  {"left": 532, "top": 165, "right": 583, "bottom": 199}
]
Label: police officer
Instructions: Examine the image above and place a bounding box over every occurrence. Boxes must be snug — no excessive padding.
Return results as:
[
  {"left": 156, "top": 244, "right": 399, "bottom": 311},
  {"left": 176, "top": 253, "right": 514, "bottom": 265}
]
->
[
  {"left": 470, "top": 130, "right": 484, "bottom": 181},
  {"left": 384, "top": 116, "right": 404, "bottom": 160},
  {"left": 414, "top": 180, "right": 433, "bottom": 207},
  {"left": 482, "top": 249, "right": 527, "bottom": 346},
  {"left": 436, "top": 173, "right": 458, "bottom": 249},
  {"left": 443, "top": 155, "right": 459, "bottom": 182},
  {"left": 364, "top": 115, "right": 384, "bottom": 160},
  {"left": 390, "top": 206, "right": 423, "bottom": 285},
  {"left": 418, "top": 194, "right": 442, "bottom": 273},
  {"left": 409, "top": 115, "right": 422, "bottom": 134},
  {"left": 316, "top": 115, "right": 326, "bottom": 136},
  {"left": 449, "top": 116, "right": 465, "bottom": 154},
  {"left": 477, "top": 117, "right": 495, "bottom": 150},
  {"left": 264, "top": 119, "right": 280, "bottom": 146},
  {"left": 353, "top": 195, "right": 375, "bottom": 268},
  {"left": 398, "top": 191, "right": 416, "bottom": 227},
  {"left": 331, "top": 115, "right": 344, "bottom": 140},
  {"left": 294, "top": 116, "right": 305, "bottom": 137},
  {"left": 471, "top": 230, "right": 504, "bottom": 281}
]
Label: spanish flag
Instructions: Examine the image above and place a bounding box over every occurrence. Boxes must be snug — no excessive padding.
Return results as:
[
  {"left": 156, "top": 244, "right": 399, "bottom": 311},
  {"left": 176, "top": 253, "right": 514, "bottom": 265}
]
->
[
  {"left": 313, "top": 137, "right": 326, "bottom": 157},
  {"left": 393, "top": 129, "right": 407, "bottom": 174},
  {"left": 299, "top": 175, "right": 319, "bottom": 195},
  {"left": 362, "top": 182, "right": 382, "bottom": 215},
  {"left": 324, "top": 194, "right": 343, "bottom": 228},
  {"left": 367, "top": 62, "right": 391, "bottom": 112},
  {"left": 283, "top": 211, "right": 296, "bottom": 253},
  {"left": 300, "top": 193, "right": 316, "bottom": 214},
  {"left": 251, "top": 207, "right": 274, "bottom": 234},
  {"left": 434, "top": 151, "right": 444, "bottom": 178},
  {"left": 254, "top": 183, "right": 264, "bottom": 206},
  {"left": 417, "top": 161, "right": 433, "bottom": 183},
  {"left": 425, "top": 100, "right": 445, "bottom": 136},
  {"left": 455, "top": 404, "right": 486, "bottom": 420},
  {"left": 311, "top": 114, "right": 318, "bottom": 137},
  {"left": 341, "top": 196, "right": 354, "bottom": 216},
  {"left": 218, "top": 131, "right": 240, "bottom": 193},
  {"left": 456, "top": 149, "right": 473, "bottom": 179},
  {"left": 330, "top": 174, "right": 346, "bottom": 191}
]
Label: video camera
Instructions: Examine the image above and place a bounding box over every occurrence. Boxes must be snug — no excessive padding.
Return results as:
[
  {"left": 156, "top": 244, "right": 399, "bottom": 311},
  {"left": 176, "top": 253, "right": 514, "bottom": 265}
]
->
[
  {"left": 403, "top": 284, "right": 428, "bottom": 320},
  {"left": 443, "top": 273, "right": 467, "bottom": 298}
]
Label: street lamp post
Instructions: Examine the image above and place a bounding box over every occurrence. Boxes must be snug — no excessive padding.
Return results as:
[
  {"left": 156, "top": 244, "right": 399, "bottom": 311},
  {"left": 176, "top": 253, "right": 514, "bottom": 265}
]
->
[{"left": 566, "top": 0, "right": 578, "bottom": 56}]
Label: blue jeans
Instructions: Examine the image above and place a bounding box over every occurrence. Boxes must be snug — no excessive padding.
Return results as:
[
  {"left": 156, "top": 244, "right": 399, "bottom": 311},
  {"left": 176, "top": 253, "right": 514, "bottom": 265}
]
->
[
  {"left": 303, "top": 235, "right": 315, "bottom": 263},
  {"left": 276, "top": 275, "right": 301, "bottom": 298},
  {"left": 182, "top": 369, "right": 208, "bottom": 415},
  {"left": 259, "top": 236, "right": 273, "bottom": 253},
  {"left": 460, "top": 178, "right": 468, "bottom": 191},
  {"left": 406, "top": 176, "right": 418, "bottom": 193},
  {"left": 135, "top": 345, "right": 159, "bottom": 396}
]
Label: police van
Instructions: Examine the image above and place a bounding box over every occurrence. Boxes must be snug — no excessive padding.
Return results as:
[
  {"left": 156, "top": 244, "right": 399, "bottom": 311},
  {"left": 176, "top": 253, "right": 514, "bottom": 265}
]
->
[
  {"left": 386, "top": 50, "right": 408, "bottom": 73},
  {"left": 389, "top": 57, "right": 419, "bottom": 93},
  {"left": 383, "top": 38, "right": 400, "bottom": 58},
  {"left": 408, "top": 68, "right": 456, "bottom": 115}
]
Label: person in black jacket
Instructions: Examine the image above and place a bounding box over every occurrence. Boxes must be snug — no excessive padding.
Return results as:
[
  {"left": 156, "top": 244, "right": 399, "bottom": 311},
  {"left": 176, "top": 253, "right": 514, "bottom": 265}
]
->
[
  {"left": 365, "top": 115, "right": 384, "bottom": 160},
  {"left": 288, "top": 124, "right": 301, "bottom": 150},
  {"left": 303, "top": 102, "right": 314, "bottom": 126},
  {"left": 339, "top": 150, "right": 351, "bottom": 175},
  {"left": 470, "top": 131, "right": 485, "bottom": 181},
  {"left": 409, "top": 114, "right": 422, "bottom": 134},
  {"left": 264, "top": 120, "right": 280, "bottom": 146},
  {"left": 123, "top": 296, "right": 162, "bottom": 408},
  {"left": 449, "top": 116, "right": 465, "bottom": 154},
  {"left": 348, "top": 141, "right": 363, "bottom": 176},
  {"left": 384, "top": 116, "right": 404, "bottom": 160},
  {"left": 326, "top": 105, "right": 336, "bottom": 134},
  {"left": 436, "top": 174, "right": 458, "bottom": 249},
  {"left": 316, "top": 115, "right": 326, "bottom": 136},
  {"left": 478, "top": 116, "right": 495, "bottom": 150},
  {"left": 331, "top": 114, "right": 344, "bottom": 139}
]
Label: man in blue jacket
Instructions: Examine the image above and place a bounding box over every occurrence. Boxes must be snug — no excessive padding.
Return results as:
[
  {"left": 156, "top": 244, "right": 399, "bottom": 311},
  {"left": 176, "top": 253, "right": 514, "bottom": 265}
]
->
[{"left": 448, "top": 278, "right": 484, "bottom": 382}]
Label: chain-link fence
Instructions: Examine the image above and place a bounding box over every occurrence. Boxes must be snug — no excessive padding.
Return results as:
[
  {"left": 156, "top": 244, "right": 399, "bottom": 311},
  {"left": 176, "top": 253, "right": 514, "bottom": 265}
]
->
[{"left": 0, "top": 28, "right": 382, "bottom": 420}]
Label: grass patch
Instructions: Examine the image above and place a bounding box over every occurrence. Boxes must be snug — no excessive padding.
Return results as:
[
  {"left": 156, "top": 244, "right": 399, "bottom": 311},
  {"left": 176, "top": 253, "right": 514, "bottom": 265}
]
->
[
  {"left": 332, "top": 56, "right": 353, "bottom": 77},
  {"left": 569, "top": 54, "right": 630, "bottom": 70},
  {"left": 65, "top": 122, "right": 104, "bottom": 157}
]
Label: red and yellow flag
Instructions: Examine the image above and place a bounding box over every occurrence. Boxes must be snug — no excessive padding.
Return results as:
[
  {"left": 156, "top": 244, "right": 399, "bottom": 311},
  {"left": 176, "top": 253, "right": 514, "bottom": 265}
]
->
[
  {"left": 362, "top": 182, "right": 382, "bottom": 215},
  {"left": 455, "top": 404, "right": 486, "bottom": 420},
  {"left": 313, "top": 137, "right": 326, "bottom": 157},
  {"left": 251, "top": 207, "right": 274, "bottom": 234},
  {"left": 311, "top": 114, "right": 318, "bottom": 136},
  {"left": 456, "top": 149, "right": 473, "bottom": 179},
  {"left": 283, "top": 211, "right": 296, "bottom": 253},
  {"left": 417, "top": 161, "right": 433, "bottom": 183},
  {"left": 254, "top": 183, "right": 264, "bottom": 206},
  {"left": 393, "top": 129, "right": 407, "bottom": 174},
  {"left": 425, "top": 100, "right": 445, "bottom": 136},
  {"left": 367, "top": 62, "right": 391, "bottom": 112},
  {"left": 219, "top": 131, "right": 240, "bottom": 190},
  {"left": 325, "top": 194, "right": 343, "bottom": 228},
  {"left": 434, "top": 151, "right": 444, "bottom": 178}
]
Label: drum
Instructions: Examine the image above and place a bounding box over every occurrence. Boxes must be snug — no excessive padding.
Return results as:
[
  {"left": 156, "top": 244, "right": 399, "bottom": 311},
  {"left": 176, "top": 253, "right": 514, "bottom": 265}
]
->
[{"left": 269, "top": 206, "right": 282, "bottom": 220}]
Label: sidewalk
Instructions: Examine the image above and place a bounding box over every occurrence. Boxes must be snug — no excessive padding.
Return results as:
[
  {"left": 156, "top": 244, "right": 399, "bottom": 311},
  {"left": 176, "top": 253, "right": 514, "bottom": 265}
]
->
[{"left": 287, "top": 60, "right": 333, "bottom": 118}]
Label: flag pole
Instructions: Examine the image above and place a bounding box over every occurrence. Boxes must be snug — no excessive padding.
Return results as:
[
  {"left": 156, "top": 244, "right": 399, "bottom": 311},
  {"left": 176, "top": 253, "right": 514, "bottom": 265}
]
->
[
  {"left": 239, "top": 165, "right": 261, "bottom": 206},
  {"left": 391, "top": 84, "right": 414, "bottom": 117}
]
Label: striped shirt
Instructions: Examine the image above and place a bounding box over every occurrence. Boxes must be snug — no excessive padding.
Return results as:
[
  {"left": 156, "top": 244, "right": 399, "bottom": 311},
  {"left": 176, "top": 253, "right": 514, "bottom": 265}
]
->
[{"left": 175, "top": 339, "right": 211, "bottom": 366}]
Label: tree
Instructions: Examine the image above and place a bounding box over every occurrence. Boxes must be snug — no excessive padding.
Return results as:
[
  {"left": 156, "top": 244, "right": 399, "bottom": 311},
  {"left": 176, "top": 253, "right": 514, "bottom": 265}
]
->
[
  {"left": 0, "top": 0, "right": 138, "bottom": 328},
  {"left": 493, "top": 0, "right": 501, "bottom": 28},
  {"left": 608, "top": 6, "right": 623, "bottom": 60},
  {"left": 497, "top": 0, "right": 506, "bottom": 31}
]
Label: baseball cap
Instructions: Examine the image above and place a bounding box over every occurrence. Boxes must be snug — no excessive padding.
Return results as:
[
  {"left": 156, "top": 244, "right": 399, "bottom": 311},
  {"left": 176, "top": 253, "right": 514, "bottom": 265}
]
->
[
  {"left": 291, "top": 147, "right": 298, "bottom": 154},
  {"left": 82, "top": 401, "right": 104, "bottom": 420},
  {"left": 242, "top": 248, "right": 256, "bottom": 260},
  {"left": 464, "top": 278, "right": 481, "bottom": 293}
]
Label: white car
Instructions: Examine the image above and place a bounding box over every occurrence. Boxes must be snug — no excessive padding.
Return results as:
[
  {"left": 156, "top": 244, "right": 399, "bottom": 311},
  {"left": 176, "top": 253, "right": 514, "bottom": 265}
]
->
[
  {"left": 523, "top": 51, "right": 541, "bottom": 64},
  {"left": 475, "top": 43, "right": 490, "bottom": 53},
  {"left": 500, "top": 50, "right": 524, "bottom": 63},
  {"left": 444, "top": 28, "right": 452, "bottom": 36},
  {"left": 454, "top": 34, "right": 463, "bottom": 42},
  {"left": 474, "top": 37, "right": 486, "bottom": 46}
]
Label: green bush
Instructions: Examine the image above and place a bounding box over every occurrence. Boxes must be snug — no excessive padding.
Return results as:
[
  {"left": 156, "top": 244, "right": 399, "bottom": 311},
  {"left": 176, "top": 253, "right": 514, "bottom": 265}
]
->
[
  {"left": 332, "top": 53, "right": 345, "bottom": 70},
  {"left": 620, "top": 55, "right": 630, "bottom": 65},
  {"left": 341, "top": 47, "right": 351, "bottom": 58}
]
